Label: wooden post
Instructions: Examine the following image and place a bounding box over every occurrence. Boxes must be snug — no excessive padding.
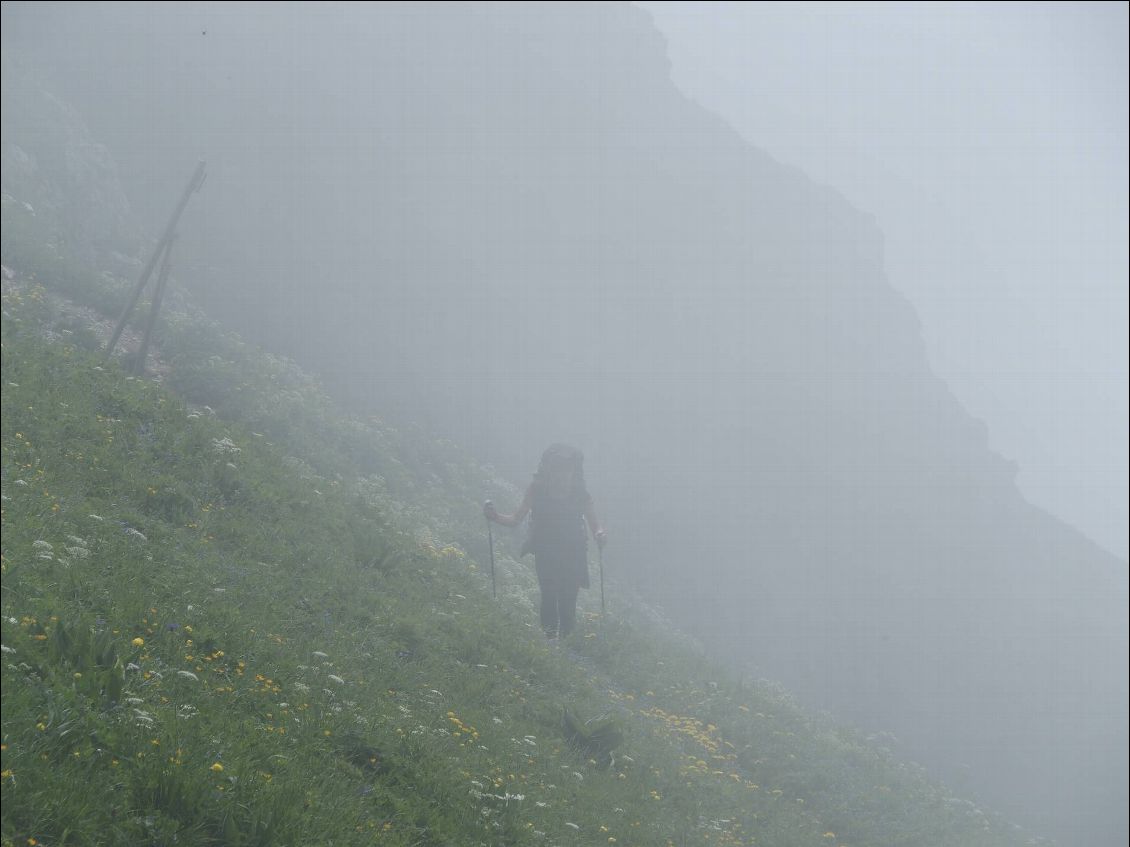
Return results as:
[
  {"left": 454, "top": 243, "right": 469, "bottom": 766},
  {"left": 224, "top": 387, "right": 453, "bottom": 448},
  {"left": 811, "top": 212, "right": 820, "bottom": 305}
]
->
[
  {"left": 106, "top": 160, "right": 205, "bottom": 359},
  {"left": 132, "top": 234, "right": 175, "bottom": 375}
]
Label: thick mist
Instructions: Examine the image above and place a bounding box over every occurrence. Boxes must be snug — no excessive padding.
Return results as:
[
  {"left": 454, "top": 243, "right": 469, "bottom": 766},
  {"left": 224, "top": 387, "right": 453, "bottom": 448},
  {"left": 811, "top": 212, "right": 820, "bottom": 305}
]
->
[
  {"left": 2, "top": 3, "right": 1126, "bottom": 844},
  {"left": 641, "top": 0, "right": 1130, "bottom": 563}
]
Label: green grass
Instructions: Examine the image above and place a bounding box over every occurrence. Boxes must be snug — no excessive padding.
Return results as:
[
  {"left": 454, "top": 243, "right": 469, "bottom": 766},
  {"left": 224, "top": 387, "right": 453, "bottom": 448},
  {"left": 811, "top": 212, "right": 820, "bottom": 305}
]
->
[{"left": 1, "top": 255, "right": 1040, "bottom": 846}]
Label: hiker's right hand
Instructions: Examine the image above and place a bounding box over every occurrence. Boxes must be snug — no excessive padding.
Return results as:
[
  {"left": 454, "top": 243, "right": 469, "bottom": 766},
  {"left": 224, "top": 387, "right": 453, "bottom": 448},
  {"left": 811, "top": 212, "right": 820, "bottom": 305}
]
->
[{"left": 483, "top": 501, "right": 498, "bottom": 521}]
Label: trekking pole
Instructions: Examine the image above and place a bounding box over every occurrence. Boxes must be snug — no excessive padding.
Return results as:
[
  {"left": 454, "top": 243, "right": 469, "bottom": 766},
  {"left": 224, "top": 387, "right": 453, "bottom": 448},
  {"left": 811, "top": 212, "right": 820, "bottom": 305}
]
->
[{"left": 484, "top": 501, "right": 497, "bottom": 599}]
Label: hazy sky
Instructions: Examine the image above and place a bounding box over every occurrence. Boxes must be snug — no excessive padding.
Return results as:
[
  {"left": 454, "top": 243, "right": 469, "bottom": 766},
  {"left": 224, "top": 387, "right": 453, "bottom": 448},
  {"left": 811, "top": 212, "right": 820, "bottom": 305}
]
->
[{"left": 638, "top": 0, "right": 1129, "bottom": 559}]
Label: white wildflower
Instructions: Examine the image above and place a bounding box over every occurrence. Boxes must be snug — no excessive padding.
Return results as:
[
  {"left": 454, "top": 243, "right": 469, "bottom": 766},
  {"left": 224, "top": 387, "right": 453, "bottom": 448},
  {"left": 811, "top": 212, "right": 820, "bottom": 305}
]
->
[
  {"left": 312, "top": 651, "right": 329, "bottom": 659},
  {"left": 125, "top": 528, "right": 147, "bottom": 542},
  {"left": 293, "top": 682, "right": 310, "bottom": 693},
  {"left": 565, "top": 822, "right": 580, "bottom": 830},
  {"left": 535, "top": 801, "right": 548, "bottom": 808},
  {"left": 33, "top": 540, "right": 53, "bottom": 551},
  {"left": 88, "top": 514, "right": 104, "bottom": 521},
  {"left": 177, "top": 671, "right": 199, "bottom": 682},
  {"left": 327, "top": 674, "right": 345, "bottom": 685},
  {"left": 15, "top": 479, "right": 28, "bottom": 486},
  {"left": 572, "top": 772, "right": 584, "bottom": 781},
  {"left": 65, "top": 546, "right": 90, "bottom": 559},
  {"left": 492, "top": 717, "right": 503, "bottom": 724},
  {"left": 211, "top": 437, "right": 241, "bottom": 455},
  {"left": 65, "top": 535, "right": 87, "bottom": 546},
  {"left": 126, "top": 697, "right": 144, "bottom": 705},
  {"left": 1, "top": 645, "right": 14, "bottom": 654},
  {"left": 36, "top": 553, "right": 54, "bottom": 560},
  {"left": 133, "top": 709, "right": 155, "bottom": 726}
]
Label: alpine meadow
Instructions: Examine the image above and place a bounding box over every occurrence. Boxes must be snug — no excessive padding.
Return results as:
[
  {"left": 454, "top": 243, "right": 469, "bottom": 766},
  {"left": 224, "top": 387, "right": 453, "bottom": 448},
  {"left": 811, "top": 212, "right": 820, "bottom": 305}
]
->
[{"left": 2, "top": 3, "right": 1127, "bottom": 846}]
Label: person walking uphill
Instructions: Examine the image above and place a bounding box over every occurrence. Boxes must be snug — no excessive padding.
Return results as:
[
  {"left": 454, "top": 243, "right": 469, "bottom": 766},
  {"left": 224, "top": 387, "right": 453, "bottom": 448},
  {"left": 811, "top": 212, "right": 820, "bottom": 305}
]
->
[{"left": 484, "top": 444, "right": 607, "bottom": 640}]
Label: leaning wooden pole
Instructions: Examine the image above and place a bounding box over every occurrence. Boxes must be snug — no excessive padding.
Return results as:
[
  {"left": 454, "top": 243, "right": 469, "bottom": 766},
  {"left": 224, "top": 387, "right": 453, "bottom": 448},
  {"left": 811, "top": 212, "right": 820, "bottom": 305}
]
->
[
  {"left": 132, "top": 234, "right": 176, "bottom": 375},
  {"left": 106, "top": 160, "right": 206, "bottom": 359}
]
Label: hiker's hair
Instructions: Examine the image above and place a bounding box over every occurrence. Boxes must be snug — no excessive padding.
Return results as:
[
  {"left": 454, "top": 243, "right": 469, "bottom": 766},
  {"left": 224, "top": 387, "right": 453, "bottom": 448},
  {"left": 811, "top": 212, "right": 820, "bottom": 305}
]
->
[{"left": 533, "top": 443, "right": 587, "bottom": 496}]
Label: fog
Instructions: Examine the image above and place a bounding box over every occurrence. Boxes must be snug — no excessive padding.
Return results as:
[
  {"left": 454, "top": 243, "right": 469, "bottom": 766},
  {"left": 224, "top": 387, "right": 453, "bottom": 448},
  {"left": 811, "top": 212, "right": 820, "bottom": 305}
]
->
[
  {"left": 641, "top": 0, "right": 1130, "bottom": 563},
  {"left": 2, "top": 3, "right": 1127, "bottom": 844}
]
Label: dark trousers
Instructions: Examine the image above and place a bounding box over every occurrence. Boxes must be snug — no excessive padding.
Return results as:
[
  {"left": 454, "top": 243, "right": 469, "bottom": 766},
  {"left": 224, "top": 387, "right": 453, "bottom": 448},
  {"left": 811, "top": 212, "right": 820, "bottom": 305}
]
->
[{"left": 538, "top": 576, "right": 580, "bottom": 638}]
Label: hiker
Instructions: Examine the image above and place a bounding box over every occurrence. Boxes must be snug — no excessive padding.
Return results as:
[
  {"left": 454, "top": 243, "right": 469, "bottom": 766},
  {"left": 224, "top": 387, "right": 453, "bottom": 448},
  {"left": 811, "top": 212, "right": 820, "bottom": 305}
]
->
[{"left": 484, "top": 444, "right": 607, "bottom": 640}]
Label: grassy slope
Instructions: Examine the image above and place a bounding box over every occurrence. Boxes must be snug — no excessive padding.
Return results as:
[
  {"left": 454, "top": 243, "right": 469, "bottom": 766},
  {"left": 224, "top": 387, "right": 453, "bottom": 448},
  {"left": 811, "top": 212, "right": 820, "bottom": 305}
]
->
[{"left": 0, "top": 238, "right": 1035, "bottom": 846}]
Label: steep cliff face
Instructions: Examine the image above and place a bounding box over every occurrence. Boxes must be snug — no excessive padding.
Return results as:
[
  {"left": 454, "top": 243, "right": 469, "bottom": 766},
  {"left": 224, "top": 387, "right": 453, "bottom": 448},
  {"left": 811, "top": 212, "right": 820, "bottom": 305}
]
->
[{"left": 2, "top": 3, "right": 1125, "bottom": 843}]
